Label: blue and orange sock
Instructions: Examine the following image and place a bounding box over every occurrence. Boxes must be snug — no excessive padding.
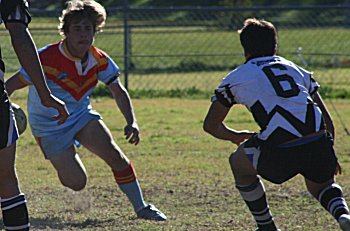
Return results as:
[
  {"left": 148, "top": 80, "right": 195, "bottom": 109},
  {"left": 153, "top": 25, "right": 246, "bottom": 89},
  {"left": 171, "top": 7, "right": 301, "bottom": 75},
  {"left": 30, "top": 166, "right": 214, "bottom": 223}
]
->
[{"left": 113, "top": 162, "right": 147, "bottom": 212}]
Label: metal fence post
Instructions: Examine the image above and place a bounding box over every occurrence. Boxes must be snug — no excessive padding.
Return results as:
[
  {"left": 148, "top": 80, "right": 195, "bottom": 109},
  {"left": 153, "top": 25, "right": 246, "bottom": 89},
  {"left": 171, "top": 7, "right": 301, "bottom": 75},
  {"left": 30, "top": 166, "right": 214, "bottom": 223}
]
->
[
  {"left": 123, "top": 0, "right": 130, "bottom": 90},
  {"left": 345, "top": 0, "right": 350, "bottom": 27}
]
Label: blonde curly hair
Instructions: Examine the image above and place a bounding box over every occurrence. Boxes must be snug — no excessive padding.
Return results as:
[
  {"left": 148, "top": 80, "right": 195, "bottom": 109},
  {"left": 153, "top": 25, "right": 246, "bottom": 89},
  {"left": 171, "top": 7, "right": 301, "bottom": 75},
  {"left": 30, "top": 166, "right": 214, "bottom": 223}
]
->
[{"left": 58, "top": 0, "right": 106, "bottom": 37}]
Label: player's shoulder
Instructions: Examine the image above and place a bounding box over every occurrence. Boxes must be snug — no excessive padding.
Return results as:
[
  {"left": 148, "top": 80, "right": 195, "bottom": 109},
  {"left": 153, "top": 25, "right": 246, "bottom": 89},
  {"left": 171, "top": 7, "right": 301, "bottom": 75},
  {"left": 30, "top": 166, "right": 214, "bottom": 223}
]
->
[
  {"left": 38, "top": 42, "right": 60, "bottom": 56},
  {"left": 90, "top": 46, "right": 109, "bottom": 59},
  {"left": 90, "top": 46, "right": 117, "bottom": 71},
  {"left": 231, "top": 59, "right": 260, "bottom": 76},
  {"left": 37, "top": 42, "right": 61, "bottom": 66},
  {"left": 221, "top": 64, "right": 249, "bottom": 84},
  {"left": 276, "top": 56, "right": 313, "bottom": 76}
]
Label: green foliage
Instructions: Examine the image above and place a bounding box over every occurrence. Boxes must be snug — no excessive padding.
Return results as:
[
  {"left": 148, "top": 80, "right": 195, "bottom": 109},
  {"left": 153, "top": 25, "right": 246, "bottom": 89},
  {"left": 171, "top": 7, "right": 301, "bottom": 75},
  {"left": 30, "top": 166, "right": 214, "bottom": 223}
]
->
[
  {"left": 319, "top": 86, "right": 350, "bottom": 99},
  {"left": 91, "top": 84, "right": 212, "bottom": 99},
  {"left": 91, "top": 84, "right": 113, "bottom": 98},
  {"left": 92, "top": 82, "right": 350, "bottom": 99},
  {"left": 129, "top": 87, "right": 212, "bottom": 99}
]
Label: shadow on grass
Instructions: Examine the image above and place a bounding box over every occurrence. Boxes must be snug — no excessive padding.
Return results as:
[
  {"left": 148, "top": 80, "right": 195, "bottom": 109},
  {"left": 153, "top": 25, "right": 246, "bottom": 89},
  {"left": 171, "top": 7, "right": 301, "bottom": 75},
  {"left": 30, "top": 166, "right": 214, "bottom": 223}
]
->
[{"left": 0, "top": 217, "right": 114, "bottom": 229}]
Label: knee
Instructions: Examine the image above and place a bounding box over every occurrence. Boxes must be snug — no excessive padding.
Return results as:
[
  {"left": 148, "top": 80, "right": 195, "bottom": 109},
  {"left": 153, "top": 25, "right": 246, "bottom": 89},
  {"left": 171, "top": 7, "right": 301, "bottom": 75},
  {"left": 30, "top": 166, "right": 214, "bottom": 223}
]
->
[
  {"left": 228, "top": 151, "right": 238, "bottom": 168},
  {"left": 60, "top": 174, "right": 87, "bottom": 191}
]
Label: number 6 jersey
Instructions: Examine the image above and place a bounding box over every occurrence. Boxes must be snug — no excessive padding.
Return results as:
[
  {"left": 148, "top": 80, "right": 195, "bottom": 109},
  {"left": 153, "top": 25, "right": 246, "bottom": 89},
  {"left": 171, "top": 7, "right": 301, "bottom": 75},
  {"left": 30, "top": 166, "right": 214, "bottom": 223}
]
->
[{"left": 213, "top": 55, "right": 325, "bottom": 145}]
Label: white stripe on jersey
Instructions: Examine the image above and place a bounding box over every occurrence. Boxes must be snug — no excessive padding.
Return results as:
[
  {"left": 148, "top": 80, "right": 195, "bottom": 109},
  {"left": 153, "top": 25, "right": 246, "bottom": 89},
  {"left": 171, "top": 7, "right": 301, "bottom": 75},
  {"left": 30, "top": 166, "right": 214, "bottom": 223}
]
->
[
  {"left": 15, "top": 6, "right": 21, "bottom": 20},
  {"left": 0, "top": 68, "right": 4, "bottom": 82},
  {"left": 6, "top": 108, "right": 17, "bottom": 147},
  {"left": 0, "top": 1, "right": 30, "bottom": 25}
]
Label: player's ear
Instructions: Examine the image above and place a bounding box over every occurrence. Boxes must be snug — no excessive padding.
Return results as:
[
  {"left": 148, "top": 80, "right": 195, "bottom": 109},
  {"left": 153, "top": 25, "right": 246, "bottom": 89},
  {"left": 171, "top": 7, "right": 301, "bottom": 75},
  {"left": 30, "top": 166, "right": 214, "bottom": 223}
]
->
[{"left": 273, "top": 45, "right": 277, "bottom": 55}]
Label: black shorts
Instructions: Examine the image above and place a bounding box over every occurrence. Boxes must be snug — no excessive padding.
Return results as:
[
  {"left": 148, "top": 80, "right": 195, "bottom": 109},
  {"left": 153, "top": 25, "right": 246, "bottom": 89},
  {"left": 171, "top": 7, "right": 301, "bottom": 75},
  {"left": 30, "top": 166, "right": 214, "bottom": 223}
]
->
[
  {"left": 0, "top": 81, "right": 19, "bottom": 149},
  {"left": 243, "top": 132, "right": 337, "bottom": 184}
]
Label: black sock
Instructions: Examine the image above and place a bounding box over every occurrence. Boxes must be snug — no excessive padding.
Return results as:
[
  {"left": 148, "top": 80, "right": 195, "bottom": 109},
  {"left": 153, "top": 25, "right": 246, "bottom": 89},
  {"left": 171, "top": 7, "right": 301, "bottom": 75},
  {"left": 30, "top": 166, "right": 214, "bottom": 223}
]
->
[
  {"left": 318, "top": 183, "right": 349, "bottom": 221},
  {"left": 236, "top": 178, "right": 277, "bottom": 231},
  {"left": 1, "top": 193, "right": 30, "bottom": 231}
]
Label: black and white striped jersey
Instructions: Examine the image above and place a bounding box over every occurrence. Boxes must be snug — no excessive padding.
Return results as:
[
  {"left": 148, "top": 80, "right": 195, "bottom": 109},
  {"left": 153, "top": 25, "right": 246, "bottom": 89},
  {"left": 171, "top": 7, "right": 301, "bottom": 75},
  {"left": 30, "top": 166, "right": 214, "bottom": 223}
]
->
[
  {"left": 0, "top": 0, "right": 31, "bottom": 25},
  {"left": 0, "top": 0, "right": 31, "bottom": 82},
  {"left": 214, "top": 55, "right": 325, "bottom": 145}
]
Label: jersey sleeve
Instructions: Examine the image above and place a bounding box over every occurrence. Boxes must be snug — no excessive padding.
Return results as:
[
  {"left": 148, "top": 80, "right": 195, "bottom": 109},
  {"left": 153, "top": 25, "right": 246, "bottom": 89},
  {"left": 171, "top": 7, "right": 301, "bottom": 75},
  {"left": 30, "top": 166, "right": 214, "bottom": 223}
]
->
[
  {"left": 0, "top": 0, "right": 31, "bottom": 25},
  {"left": 212, "top": 76, "right": 237, "bottom": 107},
  {"left": 97, "top": 55, "right": 120, "bottom": 85},
  {"left": 19, "top": 66, "right": 32, "bottom": 84},
  {"left": 297, "top": 65, "right": 320, "bottom": 96},
  {"left": 308, "top": 75, "right": 320, "bottom": 96}
]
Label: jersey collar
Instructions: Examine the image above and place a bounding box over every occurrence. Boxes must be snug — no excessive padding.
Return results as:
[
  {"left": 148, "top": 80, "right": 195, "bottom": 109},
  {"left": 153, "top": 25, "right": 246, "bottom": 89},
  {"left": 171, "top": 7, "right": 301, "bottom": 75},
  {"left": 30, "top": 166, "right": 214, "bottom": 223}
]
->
[
  {"left": 245, "top": 55, "right": 278, "bottom": 64},
  {"left": 59, "top": 39, "right": 88, "bottom": 62}
]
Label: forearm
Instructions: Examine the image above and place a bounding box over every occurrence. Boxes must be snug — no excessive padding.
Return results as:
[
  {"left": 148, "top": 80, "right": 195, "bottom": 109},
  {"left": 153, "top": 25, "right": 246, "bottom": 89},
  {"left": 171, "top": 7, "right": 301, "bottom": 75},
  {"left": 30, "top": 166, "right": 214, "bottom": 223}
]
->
[
  {"left": 9, "top": 27, "right": 51, "bottom": 99},
  {"left": 204, "top": 122, "right": 254, "bottom": 145},
  {"left": 5, "top": 72, "right": 27, "bottom": 96},
  {"left": 322, "top": 110, "right": 335, "bottom": 138},
  {"left": 203, "top": 101, "right": 255, "bottom": 145},
  {"left": 115, "top": 91, "right": 137, "bottom": 125},
  {"left": 207, "top": 123, "right": 238, "bottom": 140},
  {"left": 313, "top": 92, "right": 335, "bottom": 138}
]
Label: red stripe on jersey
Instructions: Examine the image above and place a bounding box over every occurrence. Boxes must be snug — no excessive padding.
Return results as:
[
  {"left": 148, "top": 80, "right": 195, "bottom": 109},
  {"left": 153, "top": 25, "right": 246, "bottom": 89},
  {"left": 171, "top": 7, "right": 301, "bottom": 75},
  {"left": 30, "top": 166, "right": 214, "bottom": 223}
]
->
[{"left": 38, "top": 42, "right": 110, "bottom": 101}]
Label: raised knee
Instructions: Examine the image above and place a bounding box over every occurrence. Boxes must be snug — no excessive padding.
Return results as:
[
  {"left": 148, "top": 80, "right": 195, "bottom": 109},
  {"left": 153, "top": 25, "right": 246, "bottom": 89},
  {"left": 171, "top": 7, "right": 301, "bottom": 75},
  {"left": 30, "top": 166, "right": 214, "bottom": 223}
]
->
[
  {"left": 229, "top": 152, "right": 237, "bottom": 167},
  {"left": 63, "top": 180, "right": 86, "bottom": 191},
  {"left": 61, "top": 176, "right": 87, "bottom": 191}
]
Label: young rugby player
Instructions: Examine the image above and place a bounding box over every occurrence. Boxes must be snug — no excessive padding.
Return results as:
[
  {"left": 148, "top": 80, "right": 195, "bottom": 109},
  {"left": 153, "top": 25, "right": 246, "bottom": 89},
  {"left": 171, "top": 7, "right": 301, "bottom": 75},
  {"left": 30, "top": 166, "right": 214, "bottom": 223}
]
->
[
  {"left": 203, "top": 18, "right": 350, "bottom": 231},
  {"left": 6, "top": 0, "right": 166, "bottom": 221}
]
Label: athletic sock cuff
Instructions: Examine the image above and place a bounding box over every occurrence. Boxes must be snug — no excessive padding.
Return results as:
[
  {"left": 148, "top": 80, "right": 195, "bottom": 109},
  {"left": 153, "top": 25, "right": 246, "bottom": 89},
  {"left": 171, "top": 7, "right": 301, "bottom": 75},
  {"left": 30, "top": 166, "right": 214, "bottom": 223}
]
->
[{"left": 113, "top": 162, "right": 137, "bottom": 184}]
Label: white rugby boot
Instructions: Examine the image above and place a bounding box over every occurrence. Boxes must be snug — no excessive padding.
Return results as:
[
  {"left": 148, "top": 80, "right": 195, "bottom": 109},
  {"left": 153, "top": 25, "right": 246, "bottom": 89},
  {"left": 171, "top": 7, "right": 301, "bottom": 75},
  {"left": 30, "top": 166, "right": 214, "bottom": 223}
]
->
[{"left": 339, "top": 214, "right": 350, "bottom": 231}]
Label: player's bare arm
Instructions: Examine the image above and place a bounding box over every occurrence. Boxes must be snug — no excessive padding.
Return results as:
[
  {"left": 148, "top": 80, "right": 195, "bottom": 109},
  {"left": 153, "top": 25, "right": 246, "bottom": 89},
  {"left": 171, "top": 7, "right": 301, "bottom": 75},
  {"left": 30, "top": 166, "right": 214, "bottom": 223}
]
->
[
  {"left": 312, "top": 92, "right": 342, "bottom": 175},
  {"left": 203, "top": 100, "right": 255, "bottom": 145},
  {"left": 108, "top": 81, "right": 140, "bottom": 145},
  {"left": 313, "top": 92, "right": 335, "bottom": 138},
  {"left": 6, "top": 22, "right": 69, "bottom": 125},
  {"left": 5, "top": 71, "right": 26, "bottom": 96}
]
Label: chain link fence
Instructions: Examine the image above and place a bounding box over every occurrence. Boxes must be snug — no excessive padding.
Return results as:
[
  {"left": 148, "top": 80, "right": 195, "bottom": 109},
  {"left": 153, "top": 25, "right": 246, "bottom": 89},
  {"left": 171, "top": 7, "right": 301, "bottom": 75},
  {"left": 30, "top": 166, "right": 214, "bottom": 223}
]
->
[{"left": 2, "top": 5, "right": 350, "bottom": 96}]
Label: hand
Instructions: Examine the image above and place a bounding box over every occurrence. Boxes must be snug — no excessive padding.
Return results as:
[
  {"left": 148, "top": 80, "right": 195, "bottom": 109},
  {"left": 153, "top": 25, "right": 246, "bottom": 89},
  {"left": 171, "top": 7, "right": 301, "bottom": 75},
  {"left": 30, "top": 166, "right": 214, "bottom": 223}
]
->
[
  {"left": 40, "top": 94, "right": 69, "bottom": 125},
  {"left": 124, "top": 122, "right": 140, "bottom": 145},
  {"left": 335, "top": 161, "right": 342, "bottom": 175}
]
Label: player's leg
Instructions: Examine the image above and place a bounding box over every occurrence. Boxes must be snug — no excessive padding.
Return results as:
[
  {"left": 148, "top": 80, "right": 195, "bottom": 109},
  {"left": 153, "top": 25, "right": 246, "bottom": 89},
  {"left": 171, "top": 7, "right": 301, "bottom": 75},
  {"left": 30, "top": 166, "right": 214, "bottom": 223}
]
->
[
  {"left": 75, "top": 119, "right": 166, "bottom": 220},
  {"left": 49, "top": 146, "right": 87, "bottom": 191},
  {"left": 0, "top": 144, "right": 30, "bottom": 231},
  {"left": 0, "top": 94, "right": 30, "bottom": 230},
  {"left": 303, "top": 133, "right": 350, "bottom": 230},
  {"left": 34, "top": 122, "right": 90, "bottom": 192},
  {"left": 305, "top": 178, "right": 350, "bottom": 230},
  {"left": 229, "top": 143, "right": 278, "bottom": 231}
]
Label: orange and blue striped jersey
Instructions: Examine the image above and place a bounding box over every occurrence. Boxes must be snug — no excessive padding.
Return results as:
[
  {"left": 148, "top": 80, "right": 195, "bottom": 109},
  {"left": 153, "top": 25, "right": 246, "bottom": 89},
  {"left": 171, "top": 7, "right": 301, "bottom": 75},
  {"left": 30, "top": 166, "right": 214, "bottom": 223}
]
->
[{"left": 19, "top": 40, "right": 120, "bottom": 137}]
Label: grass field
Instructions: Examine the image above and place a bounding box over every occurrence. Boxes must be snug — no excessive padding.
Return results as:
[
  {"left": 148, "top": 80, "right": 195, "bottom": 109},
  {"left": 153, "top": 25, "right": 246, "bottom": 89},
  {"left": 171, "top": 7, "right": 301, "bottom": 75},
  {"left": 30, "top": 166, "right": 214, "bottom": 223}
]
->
[{"left": 4, "top": 89, "right": 350, "bottom": 230}]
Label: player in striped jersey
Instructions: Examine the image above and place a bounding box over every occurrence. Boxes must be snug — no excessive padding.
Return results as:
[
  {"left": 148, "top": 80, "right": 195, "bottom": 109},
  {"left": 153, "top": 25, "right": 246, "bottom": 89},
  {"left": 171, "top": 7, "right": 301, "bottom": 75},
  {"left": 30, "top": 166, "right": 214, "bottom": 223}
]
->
[
  {"left": 6, "top": 0, "right": 166, "bottom": 222},
  {"left": 0, "top": 1, "right": 69, "bottom": 230},
  {"left": 203, "top": 18, "right": 350, "bottom": 231}
]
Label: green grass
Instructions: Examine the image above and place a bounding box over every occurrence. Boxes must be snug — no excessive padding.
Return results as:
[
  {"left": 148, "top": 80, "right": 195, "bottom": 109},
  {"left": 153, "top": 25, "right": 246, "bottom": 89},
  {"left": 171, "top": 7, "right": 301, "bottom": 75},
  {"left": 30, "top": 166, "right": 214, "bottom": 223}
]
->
[{"left": 7, "top": 90, "right": 350, "bottom": 230}]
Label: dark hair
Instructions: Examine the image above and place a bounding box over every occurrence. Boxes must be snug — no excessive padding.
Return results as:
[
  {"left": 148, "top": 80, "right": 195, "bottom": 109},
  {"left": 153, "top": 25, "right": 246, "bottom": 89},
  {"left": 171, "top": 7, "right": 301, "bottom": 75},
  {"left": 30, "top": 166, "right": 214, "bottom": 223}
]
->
[
  {"left": 238, "top": 18, "right": 277, "bottom": 57},
  {"left": 58, "top": 0, "right": 106, "bottom": 37}
]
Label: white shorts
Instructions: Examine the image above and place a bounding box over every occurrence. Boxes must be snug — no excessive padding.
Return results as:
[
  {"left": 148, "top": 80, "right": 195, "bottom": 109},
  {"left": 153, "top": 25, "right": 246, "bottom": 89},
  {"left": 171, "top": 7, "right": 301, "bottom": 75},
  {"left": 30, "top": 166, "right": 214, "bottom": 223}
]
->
[{"left": 35, "top": 112, "right": 100, "bottom": 159}]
